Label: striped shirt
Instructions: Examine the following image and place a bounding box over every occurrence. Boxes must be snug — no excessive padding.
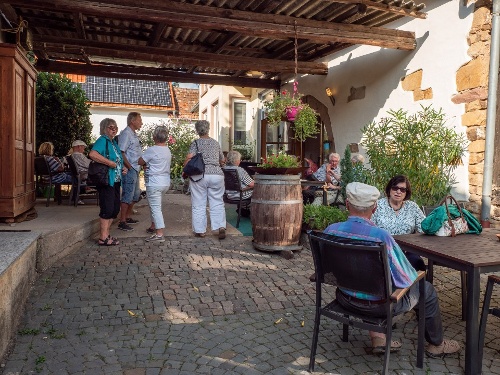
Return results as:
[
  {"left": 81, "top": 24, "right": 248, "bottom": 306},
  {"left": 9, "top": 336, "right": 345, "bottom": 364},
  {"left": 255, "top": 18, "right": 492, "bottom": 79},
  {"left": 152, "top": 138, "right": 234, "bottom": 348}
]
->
[{"left": 324, "top": 216, "right": 417, "bottom": 301}]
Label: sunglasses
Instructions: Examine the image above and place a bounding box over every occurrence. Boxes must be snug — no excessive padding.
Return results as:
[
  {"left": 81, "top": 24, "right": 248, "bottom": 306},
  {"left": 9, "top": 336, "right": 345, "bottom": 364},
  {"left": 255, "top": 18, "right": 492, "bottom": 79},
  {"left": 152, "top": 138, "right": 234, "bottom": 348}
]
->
[
  {"left": 107, "top": 126, "right": 118, "bottom": 131},
  {"left": 391, "top": 186, "right": 408, "bottom": 193}
]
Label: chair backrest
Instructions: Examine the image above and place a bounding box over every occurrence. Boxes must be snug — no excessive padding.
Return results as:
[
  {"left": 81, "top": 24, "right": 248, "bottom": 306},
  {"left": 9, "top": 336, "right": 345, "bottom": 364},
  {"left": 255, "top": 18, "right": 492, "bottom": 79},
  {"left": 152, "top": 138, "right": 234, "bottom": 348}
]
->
[
  {"left": 34, "top": 156, "right": 50, "bottom": 177},
  {"left": 222, "top": 168, "right": 242, "bottom": 192},
  {"left": 308, "top": 231, "right": 391, "bottom": 300},
  {"left": 66, "top": 155, "right": 79, "bottom": 179}
]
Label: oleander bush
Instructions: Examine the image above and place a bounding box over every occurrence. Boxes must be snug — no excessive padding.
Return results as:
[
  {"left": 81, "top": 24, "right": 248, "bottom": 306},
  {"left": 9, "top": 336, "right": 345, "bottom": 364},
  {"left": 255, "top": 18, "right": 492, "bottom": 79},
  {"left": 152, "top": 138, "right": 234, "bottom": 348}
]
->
[{"left": 361, "top": 105, "right": 468, "bottom": 206}]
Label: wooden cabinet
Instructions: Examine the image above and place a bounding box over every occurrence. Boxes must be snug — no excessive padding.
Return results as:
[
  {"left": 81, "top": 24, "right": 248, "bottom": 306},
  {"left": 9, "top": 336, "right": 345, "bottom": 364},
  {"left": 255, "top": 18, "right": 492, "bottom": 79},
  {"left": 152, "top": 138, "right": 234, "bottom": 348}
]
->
[{"left": 0, "top": 43, "right": 37, "bottom": 218}]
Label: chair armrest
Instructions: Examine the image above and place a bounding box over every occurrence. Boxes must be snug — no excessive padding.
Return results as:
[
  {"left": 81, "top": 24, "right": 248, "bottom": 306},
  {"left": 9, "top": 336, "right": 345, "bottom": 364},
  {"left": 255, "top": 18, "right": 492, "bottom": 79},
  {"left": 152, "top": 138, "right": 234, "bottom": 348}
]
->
[{"left": 390, "top": 271, "right": 426, "bottom": 302}]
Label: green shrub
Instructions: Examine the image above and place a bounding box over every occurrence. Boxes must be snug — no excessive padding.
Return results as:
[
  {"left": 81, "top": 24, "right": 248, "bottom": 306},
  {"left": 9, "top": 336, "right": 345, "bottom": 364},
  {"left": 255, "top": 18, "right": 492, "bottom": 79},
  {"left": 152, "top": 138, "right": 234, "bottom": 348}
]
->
[
  {"left": 138, "top": 119, "right": 197, "bottom": 179},
  {"left": 303, "top": 204, "right": 348, "bottom": 231},
  {"left": 361, "top": 106, "right": 467, "bottom": 206},
  {"left": 36, "top": 73, "right": 92, "bottom": 155},
  {"left": 340, "top": 146, "right": 368, "bottom": 201}
]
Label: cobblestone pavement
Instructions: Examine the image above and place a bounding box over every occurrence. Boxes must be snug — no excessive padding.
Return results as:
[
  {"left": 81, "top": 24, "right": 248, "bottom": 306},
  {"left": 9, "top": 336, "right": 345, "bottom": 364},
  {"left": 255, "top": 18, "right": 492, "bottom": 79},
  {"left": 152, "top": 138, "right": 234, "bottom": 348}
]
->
[{"left": 1, "top": 235, "right": 500, "bottom": 375}]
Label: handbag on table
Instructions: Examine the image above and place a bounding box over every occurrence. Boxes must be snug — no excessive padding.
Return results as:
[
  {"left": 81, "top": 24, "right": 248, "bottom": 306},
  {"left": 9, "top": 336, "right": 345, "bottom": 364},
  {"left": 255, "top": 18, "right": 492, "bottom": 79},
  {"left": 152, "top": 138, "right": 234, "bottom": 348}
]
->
[
  {"left": 183, "top": 140, "right": 205, "bottom": 182},
  {"left": 421, "top": 195, "right": 478, "bottom": 237},
  {"left": 87, "top": 140, "right": 109, "bottom": 187}
]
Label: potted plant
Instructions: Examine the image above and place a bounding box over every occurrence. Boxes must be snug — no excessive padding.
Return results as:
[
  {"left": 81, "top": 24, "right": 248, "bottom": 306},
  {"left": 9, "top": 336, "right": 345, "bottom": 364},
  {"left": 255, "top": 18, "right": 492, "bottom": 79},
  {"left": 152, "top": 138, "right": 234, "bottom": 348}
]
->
[
  {"left": 249, "top": 150, "right": 305, "bottom": 175},
  {"left": 264, "top": 89, "right": 319, "bottom": 141}
]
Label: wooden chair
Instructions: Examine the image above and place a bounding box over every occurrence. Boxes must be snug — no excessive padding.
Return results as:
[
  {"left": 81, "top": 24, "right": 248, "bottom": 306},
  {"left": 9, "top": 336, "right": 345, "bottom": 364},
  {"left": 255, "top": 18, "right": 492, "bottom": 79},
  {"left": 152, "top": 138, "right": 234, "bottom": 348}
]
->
[
  {"left": 422, "top": 204, "right": 467, "bottom": 320},
  {"left": 308, "top": 231, "right": 426, "bottom": 375},
  {"left": 222, "top": 168, "right": 252, "bottom": 228},
  {"left": 478, "top": 275, "right": 500, "bottom": 370},
  {"left": 34, "top": 156, "right": 63, "bottom": 207},
  {"left": 66, "top": 155, "right": 98, "bottom": 206}
]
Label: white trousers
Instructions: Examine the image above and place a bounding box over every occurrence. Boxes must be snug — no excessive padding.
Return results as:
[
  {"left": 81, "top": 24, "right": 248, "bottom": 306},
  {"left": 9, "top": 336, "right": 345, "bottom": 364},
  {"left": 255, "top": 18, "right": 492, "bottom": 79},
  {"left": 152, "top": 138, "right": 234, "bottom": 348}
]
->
[
  {"left": 190, "top": 174, "right": 226, "bottom": 233},
  {"left": 146, "top": 184, "right": 169, "bottom": 230}
]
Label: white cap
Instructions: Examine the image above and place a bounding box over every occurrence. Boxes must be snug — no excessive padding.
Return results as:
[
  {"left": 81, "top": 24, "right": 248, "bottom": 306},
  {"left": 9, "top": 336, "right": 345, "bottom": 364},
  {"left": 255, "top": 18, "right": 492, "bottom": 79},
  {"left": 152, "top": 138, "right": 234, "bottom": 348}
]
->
[
  {"left": 346, "top": 182, "right": 380, "bottom": 208},
  {"left": 72, "top": 140, "right": 87, "bottom": 147}
]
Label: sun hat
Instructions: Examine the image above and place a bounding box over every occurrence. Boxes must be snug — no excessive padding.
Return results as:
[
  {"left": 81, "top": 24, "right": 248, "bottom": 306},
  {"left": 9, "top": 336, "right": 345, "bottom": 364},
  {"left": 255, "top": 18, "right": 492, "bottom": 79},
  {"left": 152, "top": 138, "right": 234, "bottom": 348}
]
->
[
  {"left": 72, "top": 140, "right": 87, "bottom": 147},
  {"left": 346, "top": 182, "right": 380, "bottom": 208}
]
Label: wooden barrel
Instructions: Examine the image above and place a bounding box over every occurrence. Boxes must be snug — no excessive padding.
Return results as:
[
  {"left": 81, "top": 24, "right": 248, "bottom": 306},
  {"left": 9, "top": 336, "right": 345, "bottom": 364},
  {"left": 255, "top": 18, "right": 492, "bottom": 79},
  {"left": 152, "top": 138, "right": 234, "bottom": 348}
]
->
[{"left": 251, "top": 174, "right": 303, "bottom": 252}]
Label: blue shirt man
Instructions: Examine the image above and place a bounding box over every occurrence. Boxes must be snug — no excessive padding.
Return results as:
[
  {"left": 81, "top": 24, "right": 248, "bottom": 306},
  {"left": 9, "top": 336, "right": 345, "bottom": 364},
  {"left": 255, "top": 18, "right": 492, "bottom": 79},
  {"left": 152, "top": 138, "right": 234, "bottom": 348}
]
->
[
  {"left": 323, "top": 182, "right": 460, "bottom": 357},
  {"left": 117, "top": 112, "right": 143, "bottom": 231}
]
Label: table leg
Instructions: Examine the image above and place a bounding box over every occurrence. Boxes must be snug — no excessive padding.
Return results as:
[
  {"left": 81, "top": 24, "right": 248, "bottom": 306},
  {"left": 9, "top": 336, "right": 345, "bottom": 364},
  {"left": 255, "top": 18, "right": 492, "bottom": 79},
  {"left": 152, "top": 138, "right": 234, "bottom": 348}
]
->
[{"left": 464, "top": 269, "right": 480, "bottom": 375}]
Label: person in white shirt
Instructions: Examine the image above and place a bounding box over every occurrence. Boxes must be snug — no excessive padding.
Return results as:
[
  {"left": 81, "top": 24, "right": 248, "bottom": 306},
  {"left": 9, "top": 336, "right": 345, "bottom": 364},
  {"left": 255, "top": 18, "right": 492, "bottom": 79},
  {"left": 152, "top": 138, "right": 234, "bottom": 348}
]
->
[
  {"left": 69, "top": 140, "right": 91, "bottom": 181},
  {"left": 138, "top": 125, "right": 172, "bottom": 243}
]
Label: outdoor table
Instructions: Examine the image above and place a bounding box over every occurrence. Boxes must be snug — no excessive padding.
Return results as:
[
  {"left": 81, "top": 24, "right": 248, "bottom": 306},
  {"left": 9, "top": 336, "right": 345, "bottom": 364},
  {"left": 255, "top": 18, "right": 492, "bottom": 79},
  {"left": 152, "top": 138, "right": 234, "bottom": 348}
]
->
[
  {"left": 300, "top": 180, "right": 327, "bottom": 205},
  {"left": 394, "top": 228, "right": 500, "bottom": 375}
]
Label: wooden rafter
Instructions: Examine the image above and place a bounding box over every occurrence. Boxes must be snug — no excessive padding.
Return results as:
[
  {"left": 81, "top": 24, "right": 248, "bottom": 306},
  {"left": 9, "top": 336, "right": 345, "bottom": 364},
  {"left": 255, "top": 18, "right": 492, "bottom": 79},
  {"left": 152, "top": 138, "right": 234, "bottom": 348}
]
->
[
  {"left": 36, "top": 60, "right": 281, "bottom": 89},
  {"left": 320, "top": 0, "right": 426, "bottom": 19},
  {"left": 9, "top": 0, "right": 417, "bottom": 50},
  {"left": 33, "top": 36, "right": 329, "bottom": 75}
]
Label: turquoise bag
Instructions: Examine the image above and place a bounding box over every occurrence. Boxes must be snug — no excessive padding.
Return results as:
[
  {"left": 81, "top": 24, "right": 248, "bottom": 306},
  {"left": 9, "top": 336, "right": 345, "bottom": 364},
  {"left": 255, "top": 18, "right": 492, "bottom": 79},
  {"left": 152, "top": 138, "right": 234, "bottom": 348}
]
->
[{"left": 421, "top": 197, "right": 482, "bottom": 235}]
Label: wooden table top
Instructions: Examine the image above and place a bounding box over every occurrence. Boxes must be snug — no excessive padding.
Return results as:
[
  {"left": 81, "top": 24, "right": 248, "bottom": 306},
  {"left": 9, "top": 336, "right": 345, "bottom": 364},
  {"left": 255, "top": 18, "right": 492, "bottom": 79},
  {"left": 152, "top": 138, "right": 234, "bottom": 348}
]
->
[{"left": 394, "top": 228, "right": 500, "bottom": 268}]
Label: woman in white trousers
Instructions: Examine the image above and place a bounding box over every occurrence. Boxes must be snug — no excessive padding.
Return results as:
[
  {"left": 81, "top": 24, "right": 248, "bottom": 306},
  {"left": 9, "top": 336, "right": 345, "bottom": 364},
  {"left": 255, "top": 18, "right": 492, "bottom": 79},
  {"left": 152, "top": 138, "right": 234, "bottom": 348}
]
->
[{"left": 184, "top": 120, "right": 226, "bottom": 239}]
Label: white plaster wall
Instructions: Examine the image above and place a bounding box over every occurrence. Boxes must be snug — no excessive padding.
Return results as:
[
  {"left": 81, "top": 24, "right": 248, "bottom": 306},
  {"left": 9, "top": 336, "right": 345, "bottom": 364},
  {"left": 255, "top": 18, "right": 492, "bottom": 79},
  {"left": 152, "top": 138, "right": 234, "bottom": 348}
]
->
[
  {"left": 288, "top": 0, "right": 474, "bottom": 200},
  {"left": 199, "top": 85, "right": 260, "bottom": 158},
  {"left": 89, "top": 107, "right": 171, "bottom": 138}
]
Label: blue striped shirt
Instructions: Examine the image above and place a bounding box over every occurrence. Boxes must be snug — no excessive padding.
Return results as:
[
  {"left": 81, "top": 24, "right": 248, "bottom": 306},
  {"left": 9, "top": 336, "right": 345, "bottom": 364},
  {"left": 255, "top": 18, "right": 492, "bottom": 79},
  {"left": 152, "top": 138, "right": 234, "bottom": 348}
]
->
[{"left": 324, "top": 216, "right": 417, "bottom": 300}]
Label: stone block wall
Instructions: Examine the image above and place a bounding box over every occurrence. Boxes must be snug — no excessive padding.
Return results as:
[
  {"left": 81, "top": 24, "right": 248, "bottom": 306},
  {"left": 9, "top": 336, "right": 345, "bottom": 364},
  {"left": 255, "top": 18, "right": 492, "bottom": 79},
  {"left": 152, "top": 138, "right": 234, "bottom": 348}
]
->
[{"left": 452, "top": 0, "right": 498, "bottom": 224}]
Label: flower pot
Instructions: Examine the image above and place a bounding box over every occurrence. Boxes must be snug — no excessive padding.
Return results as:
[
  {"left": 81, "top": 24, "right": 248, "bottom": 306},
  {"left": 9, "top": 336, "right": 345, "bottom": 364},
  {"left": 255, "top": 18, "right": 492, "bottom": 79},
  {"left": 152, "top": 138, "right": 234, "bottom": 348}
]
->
[
  {"left": 286, "top": 106, "right": 301, "bottom": 121},
  {"left": 248, "top": 166, "right": 307, "bottom": 175}
]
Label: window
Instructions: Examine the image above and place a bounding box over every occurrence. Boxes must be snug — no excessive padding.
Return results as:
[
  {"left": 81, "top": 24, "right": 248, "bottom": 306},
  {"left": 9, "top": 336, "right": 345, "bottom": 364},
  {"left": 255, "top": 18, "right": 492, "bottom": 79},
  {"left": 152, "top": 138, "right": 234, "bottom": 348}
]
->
[{"left": 233, "top": 101, "right": 247, "bottom": 143}]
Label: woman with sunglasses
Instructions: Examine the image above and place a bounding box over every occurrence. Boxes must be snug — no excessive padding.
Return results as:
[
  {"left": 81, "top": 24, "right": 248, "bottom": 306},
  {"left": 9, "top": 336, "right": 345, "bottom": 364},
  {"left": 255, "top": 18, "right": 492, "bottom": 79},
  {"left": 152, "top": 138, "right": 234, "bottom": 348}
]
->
[
  {"left": 89, "top": 118, "right": 126, "bottom": 246},
  {"left": 372, "top": 175, "right": 426, "bottom": 271}
]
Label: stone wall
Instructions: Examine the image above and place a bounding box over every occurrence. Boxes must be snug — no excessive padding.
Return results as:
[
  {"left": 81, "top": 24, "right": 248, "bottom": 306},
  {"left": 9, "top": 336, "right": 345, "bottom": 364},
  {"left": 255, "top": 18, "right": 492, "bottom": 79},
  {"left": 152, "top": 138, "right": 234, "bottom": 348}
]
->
[{"left": 452, "top": 0, "right": 497, "bottom": 224}]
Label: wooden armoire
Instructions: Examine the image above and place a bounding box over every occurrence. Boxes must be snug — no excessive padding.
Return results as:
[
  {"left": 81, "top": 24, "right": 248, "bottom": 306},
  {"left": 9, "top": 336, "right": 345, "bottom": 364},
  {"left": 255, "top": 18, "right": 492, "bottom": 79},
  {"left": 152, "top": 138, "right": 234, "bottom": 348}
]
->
[{"left": 0, "top": 43, "right": 37, "bottom": 219}]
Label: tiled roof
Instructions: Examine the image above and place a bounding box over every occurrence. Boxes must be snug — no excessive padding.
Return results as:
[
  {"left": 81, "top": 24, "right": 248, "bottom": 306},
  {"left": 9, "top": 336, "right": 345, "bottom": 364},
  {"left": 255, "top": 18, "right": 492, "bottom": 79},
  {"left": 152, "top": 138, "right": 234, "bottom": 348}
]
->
[{"left": 78, "top": 76, "right": 173, "bottom": 107}]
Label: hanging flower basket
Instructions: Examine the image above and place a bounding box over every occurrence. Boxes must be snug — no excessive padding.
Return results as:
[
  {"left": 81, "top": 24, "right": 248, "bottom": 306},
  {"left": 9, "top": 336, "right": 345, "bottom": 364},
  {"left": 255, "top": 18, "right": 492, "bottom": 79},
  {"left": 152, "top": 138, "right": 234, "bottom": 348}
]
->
[{"left": 263, "top": 83, "right": 319, "bottom": 143}]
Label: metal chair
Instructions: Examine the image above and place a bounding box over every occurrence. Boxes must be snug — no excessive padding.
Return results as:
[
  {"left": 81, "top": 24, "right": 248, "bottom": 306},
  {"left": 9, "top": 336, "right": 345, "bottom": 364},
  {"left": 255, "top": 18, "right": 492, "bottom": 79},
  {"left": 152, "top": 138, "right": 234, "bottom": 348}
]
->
[
  {"left": 34, "top": 156, "right": 63, "bottom": 207},
  {"left": 308, "top": 231, "right": 426, "bottom": 375},
  {"left": 66, "top": 155, "right": 98, "bottom": 206},
  {"left": 222, "top": 168, "right": 252, "bottom": 228},
  {"left": 422, "top": 204, "right": 467, "bottom": 320},
  {"left": 478, "top": 275, "right": 500, "bottom": 370}
]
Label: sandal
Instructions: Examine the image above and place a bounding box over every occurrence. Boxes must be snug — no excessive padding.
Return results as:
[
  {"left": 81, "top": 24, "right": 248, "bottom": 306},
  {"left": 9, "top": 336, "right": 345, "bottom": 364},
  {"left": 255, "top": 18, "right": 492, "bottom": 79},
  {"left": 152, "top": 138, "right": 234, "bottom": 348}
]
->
[
  {"left": 425, "top": 339, "right": 461, "bottom": 358},
  {"left": 371, "top": 336, "right": 402, "bottom": 354},
  {"left": 98, "top": 236, "right": 120, "bottom": 246}
]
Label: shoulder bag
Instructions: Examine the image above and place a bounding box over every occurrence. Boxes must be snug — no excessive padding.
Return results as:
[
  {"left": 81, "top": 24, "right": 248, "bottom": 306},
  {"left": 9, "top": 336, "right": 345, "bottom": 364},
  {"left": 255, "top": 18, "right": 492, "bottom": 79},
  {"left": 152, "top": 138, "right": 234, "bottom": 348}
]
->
[
  {"left": 183, "top": 140, "right": 205, "bottom": 182},
  {"left": 434, "top": 195, "right": 469, "bottom": 237},
  {"left": 88, "top": 139, "right": 110, "bottom": 187}
]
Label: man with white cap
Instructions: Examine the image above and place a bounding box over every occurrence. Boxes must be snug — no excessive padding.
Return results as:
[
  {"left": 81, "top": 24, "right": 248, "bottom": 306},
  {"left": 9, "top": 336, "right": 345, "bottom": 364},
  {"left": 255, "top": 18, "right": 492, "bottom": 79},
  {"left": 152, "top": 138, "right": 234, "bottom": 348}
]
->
[
  {"left": 70, "top": 140, "right": 91, "bottom": 181},
  {"left": 323, "top": 182, "right": 460, "bottom": 358}
]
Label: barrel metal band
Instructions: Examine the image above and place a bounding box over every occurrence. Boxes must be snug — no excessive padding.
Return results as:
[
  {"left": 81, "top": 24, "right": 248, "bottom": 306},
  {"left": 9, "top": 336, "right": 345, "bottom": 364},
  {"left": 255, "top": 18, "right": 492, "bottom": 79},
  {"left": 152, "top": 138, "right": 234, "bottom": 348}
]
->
[
  {"left": 255, "top": 181, "right": 298, "bottom": 185},
  {"left": 252, "top": 199, "right": 302, "bottom": 205}
]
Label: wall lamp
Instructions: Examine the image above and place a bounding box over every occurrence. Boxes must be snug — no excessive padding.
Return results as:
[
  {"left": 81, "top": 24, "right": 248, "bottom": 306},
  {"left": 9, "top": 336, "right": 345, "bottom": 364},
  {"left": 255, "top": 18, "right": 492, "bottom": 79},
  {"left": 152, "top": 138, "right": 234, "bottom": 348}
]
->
[{"left": 325, "top": 87, "right": 336, "bottom": 106}]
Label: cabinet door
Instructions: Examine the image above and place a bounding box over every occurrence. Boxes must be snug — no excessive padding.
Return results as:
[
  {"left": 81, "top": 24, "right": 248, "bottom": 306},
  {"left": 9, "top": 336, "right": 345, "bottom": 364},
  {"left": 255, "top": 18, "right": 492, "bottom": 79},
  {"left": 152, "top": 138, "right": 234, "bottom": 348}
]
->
[{"left": 13, "top": 62, "right": 26, "bottom": 196}]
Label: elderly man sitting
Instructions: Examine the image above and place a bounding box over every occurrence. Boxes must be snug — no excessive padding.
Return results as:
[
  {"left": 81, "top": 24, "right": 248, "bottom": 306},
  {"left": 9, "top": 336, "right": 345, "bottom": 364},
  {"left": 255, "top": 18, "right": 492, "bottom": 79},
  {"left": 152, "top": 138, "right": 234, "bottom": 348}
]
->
[
  {"left": 323, "top": 182, "right": 461, "bottom": 357},
  {"left": 311, "top": 152, "right": 342, "bottom": 206},
  {"left": 68, "top": 140, "right": 96, "bottom": 204}
]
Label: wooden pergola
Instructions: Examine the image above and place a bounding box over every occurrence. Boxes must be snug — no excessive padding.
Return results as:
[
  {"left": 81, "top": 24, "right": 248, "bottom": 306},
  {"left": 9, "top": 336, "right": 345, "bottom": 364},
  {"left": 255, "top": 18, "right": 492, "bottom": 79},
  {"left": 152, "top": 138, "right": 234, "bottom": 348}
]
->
[{"left": 0, "top": 0, "right": 426, "bottom": 89}]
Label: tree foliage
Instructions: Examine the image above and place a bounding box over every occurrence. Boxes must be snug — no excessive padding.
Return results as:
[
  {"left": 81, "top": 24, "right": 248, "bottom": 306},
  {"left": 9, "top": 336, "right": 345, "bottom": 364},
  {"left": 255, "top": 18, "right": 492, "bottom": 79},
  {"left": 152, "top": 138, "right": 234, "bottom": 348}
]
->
[
  {"left": 138, "top": 119, "right": 197, "bottom": 179},
  {"left": 360, "top": 106, "right": 468, "bottom": 206},
  {"left": 36, "top": 73, "right": 92, "bottom": 155}
]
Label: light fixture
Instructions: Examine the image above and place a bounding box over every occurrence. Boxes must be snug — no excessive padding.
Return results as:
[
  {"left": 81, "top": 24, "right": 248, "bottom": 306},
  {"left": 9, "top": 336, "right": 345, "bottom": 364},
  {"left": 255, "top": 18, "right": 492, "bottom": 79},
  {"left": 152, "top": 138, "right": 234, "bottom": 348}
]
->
[{"left": 325, "top": 87, "right": 336, "bottom": 107}]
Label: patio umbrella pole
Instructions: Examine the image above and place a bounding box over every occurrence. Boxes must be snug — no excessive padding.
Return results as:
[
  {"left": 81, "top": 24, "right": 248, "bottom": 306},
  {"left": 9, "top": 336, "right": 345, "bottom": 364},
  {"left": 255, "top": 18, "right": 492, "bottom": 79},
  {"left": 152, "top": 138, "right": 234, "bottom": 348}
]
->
[{"left": 480, "top": 0, "right": 500, "bottom": 227}]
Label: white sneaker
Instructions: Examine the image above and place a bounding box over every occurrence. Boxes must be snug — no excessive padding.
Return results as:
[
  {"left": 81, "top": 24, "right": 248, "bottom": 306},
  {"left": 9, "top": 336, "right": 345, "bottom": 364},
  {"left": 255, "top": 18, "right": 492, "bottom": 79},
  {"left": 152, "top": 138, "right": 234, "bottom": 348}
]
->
[{"left": 146, "top": 235, "right": 165, "bottom": 243}]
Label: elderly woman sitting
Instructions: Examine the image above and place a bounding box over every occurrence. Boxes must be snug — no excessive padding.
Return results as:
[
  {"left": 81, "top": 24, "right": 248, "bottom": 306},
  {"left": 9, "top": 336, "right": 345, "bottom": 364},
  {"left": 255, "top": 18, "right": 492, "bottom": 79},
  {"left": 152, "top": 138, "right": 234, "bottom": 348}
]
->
[{"left": 223, "top": 150, "right": 254, "bottom": 217}]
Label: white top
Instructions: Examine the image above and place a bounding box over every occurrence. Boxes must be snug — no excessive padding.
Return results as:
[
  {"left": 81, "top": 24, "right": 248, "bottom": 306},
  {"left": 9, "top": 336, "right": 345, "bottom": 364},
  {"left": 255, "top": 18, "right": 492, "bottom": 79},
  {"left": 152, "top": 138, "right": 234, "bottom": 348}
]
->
[
  {"left": 141, "top": 145, "right": 172, "bottom": 187},
  {"left": 372, "top": 198, "right": 426, "bottom": 235}
]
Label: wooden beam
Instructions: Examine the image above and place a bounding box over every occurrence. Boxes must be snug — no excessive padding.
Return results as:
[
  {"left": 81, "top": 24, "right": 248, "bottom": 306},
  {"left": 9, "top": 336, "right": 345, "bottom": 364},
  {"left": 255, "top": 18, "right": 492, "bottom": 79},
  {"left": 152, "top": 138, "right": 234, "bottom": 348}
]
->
[
  {"left": 12, "top": 0, "right": 417, "bottom": 50},
  {"left": 72, "top": 12, "right": 87, "bottom": 39},
  {"left": 319, "top": 0, "right": 427, "bottom": 19},
  {"left": 148, "top": 22, "right": 167, "bottom": 47},
  {"left": 33, "top": 36, "right": 329, "bottom": 74},
  {"left": 35, "top": 60, "right": 282, "bottom": 89}
]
